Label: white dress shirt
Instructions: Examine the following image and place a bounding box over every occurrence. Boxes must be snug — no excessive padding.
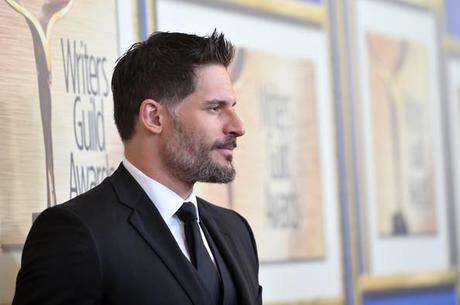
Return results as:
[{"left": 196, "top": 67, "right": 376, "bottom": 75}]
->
[{"left": 122, "top": 157, "right": 216, "bottom": 264}]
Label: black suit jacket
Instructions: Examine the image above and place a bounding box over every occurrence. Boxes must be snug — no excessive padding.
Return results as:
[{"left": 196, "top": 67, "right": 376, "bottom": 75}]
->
[{"left": 13, "top": 164, "right": 262, "bottom": 305}]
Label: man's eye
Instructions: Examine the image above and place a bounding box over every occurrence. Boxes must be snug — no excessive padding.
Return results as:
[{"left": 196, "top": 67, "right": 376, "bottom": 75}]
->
[{"left": 209, "top": 106, "right": 220, "bottom": 112}]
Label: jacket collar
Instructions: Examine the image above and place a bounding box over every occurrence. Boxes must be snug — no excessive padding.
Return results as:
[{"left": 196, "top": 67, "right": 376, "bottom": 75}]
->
[
  {"left": 108, "top": 164, "right": 210, "bottom": 305},
  {"left": 198, "top": 198, "right": 257, "bottom": 305}
]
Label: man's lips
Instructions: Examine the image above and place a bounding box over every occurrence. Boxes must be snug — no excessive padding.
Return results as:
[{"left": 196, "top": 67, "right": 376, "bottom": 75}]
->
[
  {"left": 216, "top": 147, "right": 233, "bottom": 155},
  {"left": 213, "top": 138, "right": 237, "bottom": 159},
  {"left": 213, "top": 138, "right": 237, "bottom": 150},
  {"left": 215, "top": 148, "right": 234, "bottom": 163}
]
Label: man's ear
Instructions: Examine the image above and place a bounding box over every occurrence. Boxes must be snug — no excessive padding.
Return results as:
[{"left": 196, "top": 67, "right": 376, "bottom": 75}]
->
[{"left": 139, "top": 99, "right": 163, "bottom": 134}]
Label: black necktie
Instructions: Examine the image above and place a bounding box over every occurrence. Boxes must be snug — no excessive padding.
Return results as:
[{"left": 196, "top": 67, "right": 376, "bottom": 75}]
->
[{"left": 176, "top": 202, "right": 221, "bottom": 303}]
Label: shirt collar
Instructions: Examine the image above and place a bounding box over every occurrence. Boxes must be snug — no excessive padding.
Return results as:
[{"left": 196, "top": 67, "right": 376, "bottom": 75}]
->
[{"left": 122, "top": 157, "right": 199, "bottom": 224}]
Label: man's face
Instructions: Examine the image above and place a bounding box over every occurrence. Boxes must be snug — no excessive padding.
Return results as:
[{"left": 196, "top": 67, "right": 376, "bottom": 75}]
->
[{"left": 161, "top": 64, "right": 245, "bottom": 184}]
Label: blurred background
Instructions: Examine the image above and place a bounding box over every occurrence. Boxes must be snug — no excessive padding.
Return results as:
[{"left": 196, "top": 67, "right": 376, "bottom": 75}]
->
[{"left": 1, "top": 0, "right": 460, "bottom": 304}]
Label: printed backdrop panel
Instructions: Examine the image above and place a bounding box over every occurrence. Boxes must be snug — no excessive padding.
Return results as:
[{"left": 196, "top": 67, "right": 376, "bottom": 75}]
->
[
  {"left": 197, "top": 47, "right": 326, "bottom": 262},
  {"left": 0, "top": 0, "right": 123, "bottom": 246},
  {"left": 366, "top": 33, "right": 437, "bottom": 236},
  {"left": 230, "top": 48, "right": 325, "bottom": 262}
]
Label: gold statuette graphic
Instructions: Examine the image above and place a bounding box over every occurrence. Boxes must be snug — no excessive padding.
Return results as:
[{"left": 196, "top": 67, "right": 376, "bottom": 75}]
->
[
  {"left": 5, "top": 0, "right": 73, "bottom": 208},
  {"left": 368, "top": 37, "right": 409, "bottom": 235}
]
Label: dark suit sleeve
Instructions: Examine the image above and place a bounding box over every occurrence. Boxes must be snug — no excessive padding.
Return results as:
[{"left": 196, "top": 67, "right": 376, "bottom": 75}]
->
[
  {"left": 238, "top": 214, "right": 259, "bottom": 266},
  {"left": 13, "top": 206, "right": 102, "bottom": 305},
  {"left": 233, "top": 211, "right": 263, "bottom": 305}
]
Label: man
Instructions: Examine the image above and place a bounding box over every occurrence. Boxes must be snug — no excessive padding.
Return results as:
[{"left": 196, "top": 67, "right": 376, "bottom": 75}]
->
[{"left": 13, "top": 31, "right": 262, "bottom": 305}]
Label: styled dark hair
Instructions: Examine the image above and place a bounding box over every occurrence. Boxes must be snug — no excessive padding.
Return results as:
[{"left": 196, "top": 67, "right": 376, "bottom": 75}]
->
[{"left": 111, "top": 30, "right": 235, "bottom": 141}]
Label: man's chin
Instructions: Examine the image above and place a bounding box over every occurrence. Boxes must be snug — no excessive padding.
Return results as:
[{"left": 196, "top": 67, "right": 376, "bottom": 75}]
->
[
  {"left": 202, "top": 175, "right": 235, "bottom": 184},
  {"left": 199, "top": 163, "right": 236, "bottom": 184}
]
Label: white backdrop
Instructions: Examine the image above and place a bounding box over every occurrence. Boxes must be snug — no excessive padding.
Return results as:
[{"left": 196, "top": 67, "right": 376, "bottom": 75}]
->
[
  {"left": 356, "top": 0, "right": 449, "bottom": 276},
  {"left": 156, "top": 0, "right": 342, "bottom": 302}
]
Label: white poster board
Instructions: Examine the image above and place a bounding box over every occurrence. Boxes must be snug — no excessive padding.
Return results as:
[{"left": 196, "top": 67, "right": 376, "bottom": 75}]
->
[
  {"left": 355, "top": 0, "right": 449, "bottom": 276},
  {"left": 156, "top": 0, "right": 342, "bottom": 302}
]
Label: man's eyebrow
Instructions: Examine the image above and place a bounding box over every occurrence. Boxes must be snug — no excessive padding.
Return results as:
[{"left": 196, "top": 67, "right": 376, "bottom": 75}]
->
[{"left": 204, "top": 99, "right": 237, "bottom": 107}]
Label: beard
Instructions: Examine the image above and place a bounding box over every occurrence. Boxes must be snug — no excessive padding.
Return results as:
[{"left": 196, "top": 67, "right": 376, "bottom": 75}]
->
[{"left": 163, "top": 116, "right": 237, "bottom": 184}]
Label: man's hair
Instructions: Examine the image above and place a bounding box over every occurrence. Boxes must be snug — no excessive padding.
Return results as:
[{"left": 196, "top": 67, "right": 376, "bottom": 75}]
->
[{"left": 111, "top": 30, "right": 235, "bottom": 141}]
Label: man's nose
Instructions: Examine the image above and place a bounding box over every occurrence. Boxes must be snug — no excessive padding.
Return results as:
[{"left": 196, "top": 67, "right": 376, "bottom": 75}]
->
[{"left": 224, "top": 110, "right": 245, "bottom": 137}]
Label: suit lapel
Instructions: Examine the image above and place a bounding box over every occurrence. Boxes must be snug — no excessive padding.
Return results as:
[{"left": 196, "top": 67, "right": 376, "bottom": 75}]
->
[
  {"left": 109, "top": 164, "right": 210, "bottom": 305},
  {"left": 198, "top": 200, "right": 256, "bottom": 305}
]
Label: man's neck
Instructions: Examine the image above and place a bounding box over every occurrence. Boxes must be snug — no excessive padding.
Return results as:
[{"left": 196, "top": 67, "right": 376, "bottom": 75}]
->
[{"left": 123, "top": 153, "right": 194, "bottom": 200}]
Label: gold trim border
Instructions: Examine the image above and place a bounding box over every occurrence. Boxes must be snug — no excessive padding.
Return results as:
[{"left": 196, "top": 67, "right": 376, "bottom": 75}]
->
[
  {"left": 131, "top": 0, "right": 141, "bottom": 42},
  {"left": 266, "top": 297, "right": 344, "bottom": 305},
  {"left": 394, "top": 0, "right": 442, "bottom": 10},
  {"left": 217, "top": 0, "right": 327, "bottom": 25},
  {"left": 445, "top": 37, "right": 460, "bottom": 55},
  {"left": 145, "top": 0, "right": 155, "bottom": 35},
  {"left": 359, "top": 270, "right": 457, "bottom": 293}
]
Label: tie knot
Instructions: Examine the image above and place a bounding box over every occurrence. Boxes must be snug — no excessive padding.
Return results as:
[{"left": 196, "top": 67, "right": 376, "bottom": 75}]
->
[{"left": 176, "top": 202, "right": 198, "bottom": 223}]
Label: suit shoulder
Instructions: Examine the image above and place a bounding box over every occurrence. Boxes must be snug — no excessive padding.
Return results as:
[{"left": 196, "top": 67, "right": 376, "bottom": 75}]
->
[
  {"left": 30, "top": 178, "right": 113, "bottom": 235},
  {"left": 197, "top": 197, "right": 246, "bottom": 223},
  {"left": 64, "top": 177, "right": 114, "bottom": 206},
  {"left": 42, "top": 177, "right": 127, "bottom": 229},
  {"left": 58, "top": 177, "right": 120, "bottom": 213},
  {"left": 197, "top": 197, "right": 256, "bottom": 243}
]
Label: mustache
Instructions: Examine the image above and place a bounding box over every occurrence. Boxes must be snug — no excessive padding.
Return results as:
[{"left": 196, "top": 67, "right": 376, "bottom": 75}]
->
[{"left": 213, "top": 137, "right": 237, "bottom": 150}]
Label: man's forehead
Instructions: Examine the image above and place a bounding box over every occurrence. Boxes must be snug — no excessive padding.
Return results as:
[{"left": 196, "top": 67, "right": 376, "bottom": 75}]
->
[
  {"left": 193, "top": 65, "right": 236, "bottom": 97},
  {"left": 194, "top": 64, "right": 231, "bottom": 82}
]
